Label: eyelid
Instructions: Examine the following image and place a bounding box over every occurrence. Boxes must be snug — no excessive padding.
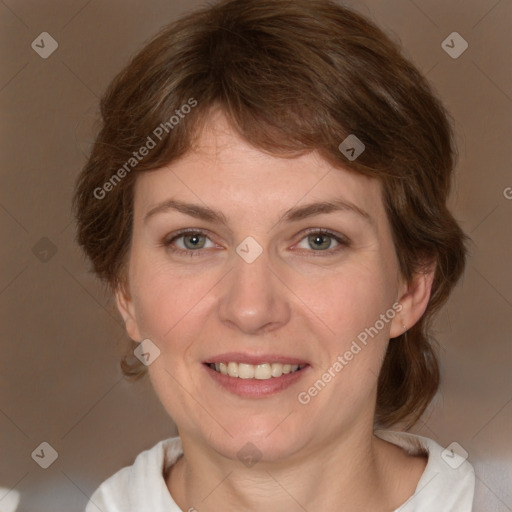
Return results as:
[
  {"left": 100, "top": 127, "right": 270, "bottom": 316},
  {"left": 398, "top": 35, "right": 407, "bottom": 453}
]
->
[
  {"left": 162, "top": 228, "right": 218, "bottom": 249},
  {"left": 291, "top": 228, "right": 351, "bottom": 253},
  {"left": 162, "top": 227, "right": 350, "bottom": 257},
  {"left": 298, "top": 227, "right": 350, "bottom": 244}
]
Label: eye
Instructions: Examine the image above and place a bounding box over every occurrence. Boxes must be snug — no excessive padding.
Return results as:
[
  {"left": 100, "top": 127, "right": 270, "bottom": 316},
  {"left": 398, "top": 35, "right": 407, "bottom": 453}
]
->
[
  {"left": 163, "top": 230, "right": 216, "bottom": 255},
  {"left": 294, "top": 229, "right": 349, "bottom": 253},
  {"left": 162, "top": 228, "right": 349, "bottom": 257}
]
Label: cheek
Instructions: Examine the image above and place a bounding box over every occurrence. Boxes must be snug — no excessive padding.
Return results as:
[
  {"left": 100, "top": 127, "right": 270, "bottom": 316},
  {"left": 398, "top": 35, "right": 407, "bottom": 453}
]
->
[
  {"left": 296, "top": 261, "right": 396, "bottom": 338},
  {"left": 296, "top": 258, "right": 397, "bottom": 402},
  {"left": 129, "top": 258, "right": 217, "bottom": 347},
  {"left": 295, "top": 270, "right": 394, "bottom": 419}
]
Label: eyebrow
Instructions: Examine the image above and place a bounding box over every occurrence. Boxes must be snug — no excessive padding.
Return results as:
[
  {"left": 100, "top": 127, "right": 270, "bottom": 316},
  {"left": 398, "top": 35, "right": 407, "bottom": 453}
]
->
[{"left": 143, "top": 198, "right": 373, "bottom": 226}]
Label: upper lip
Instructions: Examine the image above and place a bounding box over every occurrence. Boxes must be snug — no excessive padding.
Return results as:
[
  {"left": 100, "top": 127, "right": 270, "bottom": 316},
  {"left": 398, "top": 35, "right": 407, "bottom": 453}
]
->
[{"left": 204, "top": 352, "right": 309, "bottom": 366}]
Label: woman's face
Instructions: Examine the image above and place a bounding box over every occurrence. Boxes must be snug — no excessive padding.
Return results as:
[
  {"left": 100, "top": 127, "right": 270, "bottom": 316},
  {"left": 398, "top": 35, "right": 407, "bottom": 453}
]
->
[{"left": 118, "top": 111, "right": 409, "bottom": 462}]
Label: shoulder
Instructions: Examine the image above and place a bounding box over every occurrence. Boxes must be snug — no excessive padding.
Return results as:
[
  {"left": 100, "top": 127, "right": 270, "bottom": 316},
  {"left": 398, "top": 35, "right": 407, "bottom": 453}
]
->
[
  {"left": 85, "top": 437, "right": 183, "bottom": 512},
  {"left": 375, "top": 429, "right": 475, "bottom": 511}
]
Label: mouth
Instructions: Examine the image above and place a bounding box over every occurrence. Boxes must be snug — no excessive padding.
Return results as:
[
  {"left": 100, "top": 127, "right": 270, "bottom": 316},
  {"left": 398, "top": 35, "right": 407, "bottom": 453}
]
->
[
  {"left": 202, "top": 355, "right": 310, "bottom": 398},
  {"left": 205, "top": 361, "right": 306, "bottom": 379}
]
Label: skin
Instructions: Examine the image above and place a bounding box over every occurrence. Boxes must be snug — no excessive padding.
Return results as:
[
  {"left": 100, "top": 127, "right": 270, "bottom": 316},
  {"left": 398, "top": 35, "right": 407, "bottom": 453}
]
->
[{"left": 116, "top": 110, "right": 434, "bottom": 511}]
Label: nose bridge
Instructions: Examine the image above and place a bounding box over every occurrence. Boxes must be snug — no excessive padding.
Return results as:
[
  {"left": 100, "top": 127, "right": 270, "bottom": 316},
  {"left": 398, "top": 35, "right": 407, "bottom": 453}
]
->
[{"left": 217, "top": 243, "right": 290, "bottom": 334}]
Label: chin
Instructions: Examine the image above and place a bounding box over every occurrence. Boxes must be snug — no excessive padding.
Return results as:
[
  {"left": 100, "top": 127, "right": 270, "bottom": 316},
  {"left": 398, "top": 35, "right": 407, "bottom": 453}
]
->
[{"left": 198, "top": 414, "right": 310, "bottom": 464}]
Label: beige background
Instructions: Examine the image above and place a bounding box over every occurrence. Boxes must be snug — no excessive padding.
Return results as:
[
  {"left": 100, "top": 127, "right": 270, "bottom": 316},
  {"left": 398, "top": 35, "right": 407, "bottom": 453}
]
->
[{"left": 0, "top": 0, "right": 511, "bottom": 511}]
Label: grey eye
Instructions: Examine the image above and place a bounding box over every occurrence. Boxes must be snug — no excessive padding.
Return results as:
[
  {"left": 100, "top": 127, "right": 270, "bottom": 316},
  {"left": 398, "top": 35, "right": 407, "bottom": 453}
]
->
[
  {"left": 174, "top": 233, "right": 213, "bottom": 250},
  {"left": 297, "top": 233, "right": 340, "bottom": 251}
]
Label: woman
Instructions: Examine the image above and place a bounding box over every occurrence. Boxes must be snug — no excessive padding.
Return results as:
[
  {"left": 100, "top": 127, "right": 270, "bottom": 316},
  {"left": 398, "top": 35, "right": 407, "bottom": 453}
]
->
[{"left": 74, "top": 0, "right": 475, "bottom": 510}]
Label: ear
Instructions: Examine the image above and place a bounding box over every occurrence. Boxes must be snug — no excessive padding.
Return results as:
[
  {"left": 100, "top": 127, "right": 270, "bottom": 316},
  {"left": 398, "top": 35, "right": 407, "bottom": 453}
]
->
[
  {"left": 389, "top": 261, "right": 436, "bottom": 339},
  {"left": 115, "top": 283, "right": 142, "bottom": 342}
]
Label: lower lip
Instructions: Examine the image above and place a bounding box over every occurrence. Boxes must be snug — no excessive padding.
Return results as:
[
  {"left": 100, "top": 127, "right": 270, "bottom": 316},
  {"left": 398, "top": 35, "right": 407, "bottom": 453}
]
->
[{"left": 203, "top": 364, "right": 310, "bottom": 398}]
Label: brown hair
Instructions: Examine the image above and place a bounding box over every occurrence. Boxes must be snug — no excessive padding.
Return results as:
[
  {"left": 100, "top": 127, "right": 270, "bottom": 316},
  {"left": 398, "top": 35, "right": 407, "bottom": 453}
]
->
[{"left": 73, "top": 0, "right": 469, "bottom": 429}]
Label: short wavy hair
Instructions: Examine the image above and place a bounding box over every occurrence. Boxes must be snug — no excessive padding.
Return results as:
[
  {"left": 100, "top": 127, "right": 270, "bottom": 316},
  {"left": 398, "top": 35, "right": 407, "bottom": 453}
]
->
[{"left": 73, "top": 0, "right": 469, "bottom": 429}]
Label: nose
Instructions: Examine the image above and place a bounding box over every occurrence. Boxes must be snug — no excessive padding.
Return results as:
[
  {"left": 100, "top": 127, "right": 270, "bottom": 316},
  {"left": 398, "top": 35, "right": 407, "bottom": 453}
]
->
[{"left": 217, "top": 247, "right": 291, "bottom": 335}]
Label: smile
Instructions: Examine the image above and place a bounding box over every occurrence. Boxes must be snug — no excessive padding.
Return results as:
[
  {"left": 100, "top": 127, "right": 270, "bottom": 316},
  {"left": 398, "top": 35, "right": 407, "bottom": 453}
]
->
[
  {"left": 203, "top": 358, "right": 310, "bottom": 398},
  {"left": 207, "top": 362, "right": 306, "bottom": 380}
]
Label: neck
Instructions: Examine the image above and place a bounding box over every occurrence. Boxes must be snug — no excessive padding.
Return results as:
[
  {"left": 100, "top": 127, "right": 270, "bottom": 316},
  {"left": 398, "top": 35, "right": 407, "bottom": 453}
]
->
[{"left": 166, "top": 425, "right": 414, "bottom": 512}]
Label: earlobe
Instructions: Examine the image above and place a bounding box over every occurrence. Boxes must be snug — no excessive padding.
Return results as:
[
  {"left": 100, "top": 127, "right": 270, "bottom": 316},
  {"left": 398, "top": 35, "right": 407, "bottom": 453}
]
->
[
  {"left": 390, "top": 263, "right": 436, "bottom": 339},
  {"left": 115, "top": 284, "right": 142, "bottom": 341}
]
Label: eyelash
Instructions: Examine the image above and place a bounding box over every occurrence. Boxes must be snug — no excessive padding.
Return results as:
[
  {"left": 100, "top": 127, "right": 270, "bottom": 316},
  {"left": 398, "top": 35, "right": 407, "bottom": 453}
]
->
[{"left": 161, "top": 228, "right": 350, "bottom": 258}]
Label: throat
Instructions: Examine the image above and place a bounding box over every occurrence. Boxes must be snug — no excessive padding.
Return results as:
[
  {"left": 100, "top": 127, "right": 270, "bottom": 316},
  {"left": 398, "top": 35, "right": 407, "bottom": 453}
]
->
[{"left": 164, "top": 453, "right": 185, "bottom": 503}]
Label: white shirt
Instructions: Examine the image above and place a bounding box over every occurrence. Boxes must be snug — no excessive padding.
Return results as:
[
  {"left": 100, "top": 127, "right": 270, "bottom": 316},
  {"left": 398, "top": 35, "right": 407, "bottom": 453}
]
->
[
  {"left": 85, "top": 430, "right": 475, "bottom": 511},
  {"left": 0, "top": 487, "right": 20, "bottom": 512}
]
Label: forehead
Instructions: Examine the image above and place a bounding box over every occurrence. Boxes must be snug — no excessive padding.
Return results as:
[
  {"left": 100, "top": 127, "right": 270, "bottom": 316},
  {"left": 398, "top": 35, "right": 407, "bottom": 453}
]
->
[{"left": 133, "top": 111, "right": 385, "bottom": 224}]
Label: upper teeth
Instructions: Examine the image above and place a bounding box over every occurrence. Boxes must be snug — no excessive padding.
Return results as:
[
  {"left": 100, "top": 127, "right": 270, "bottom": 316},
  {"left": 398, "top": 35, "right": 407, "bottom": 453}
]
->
[{"left": 210, "top": 362, "right": 304, "bottom": 379}]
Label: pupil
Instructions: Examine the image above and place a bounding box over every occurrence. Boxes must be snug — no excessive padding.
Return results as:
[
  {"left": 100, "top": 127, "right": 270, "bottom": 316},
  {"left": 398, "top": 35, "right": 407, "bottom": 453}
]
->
[
  {"left": 185, "top": 234, "right": 204, "bottom": 249},
  {"left": 309, "top": 234, "right": 330, "bottom": 250}
]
